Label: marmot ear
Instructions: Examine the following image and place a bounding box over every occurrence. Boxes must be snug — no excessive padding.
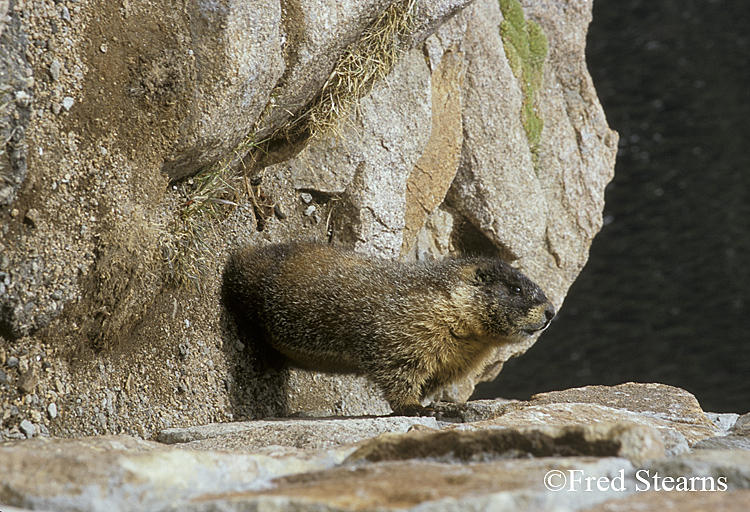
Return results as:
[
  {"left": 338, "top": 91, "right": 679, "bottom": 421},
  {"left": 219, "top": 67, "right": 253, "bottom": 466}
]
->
[{"left": 472, "top": 265, "right": 493, "bottom": 285}]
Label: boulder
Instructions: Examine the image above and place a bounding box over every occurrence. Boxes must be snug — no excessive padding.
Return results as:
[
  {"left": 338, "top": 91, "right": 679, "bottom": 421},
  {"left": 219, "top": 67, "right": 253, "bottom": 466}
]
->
[
  {"left": 442, "top": 0, "right": 617, "bottom": 392},
  {"left": 251, "top": 0, "right": 396, "bottom": 141},
  {"left": 284, "top": 47, "right": 433, "bottom": 258},
  {"left": 162, "top": 0, "right": 286, "bottom": 180}
]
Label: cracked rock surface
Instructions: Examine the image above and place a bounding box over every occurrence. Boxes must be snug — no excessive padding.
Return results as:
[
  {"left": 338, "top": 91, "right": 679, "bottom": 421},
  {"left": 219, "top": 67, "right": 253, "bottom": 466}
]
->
[{"left": 1, "top": 383, "right": 749, "bottom": 511}]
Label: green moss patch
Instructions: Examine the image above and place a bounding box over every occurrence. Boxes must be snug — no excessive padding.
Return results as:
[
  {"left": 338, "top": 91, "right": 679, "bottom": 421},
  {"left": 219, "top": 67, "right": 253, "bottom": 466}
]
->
[{"left": 499, "top": 0, "right": 548, "bottom": 167}]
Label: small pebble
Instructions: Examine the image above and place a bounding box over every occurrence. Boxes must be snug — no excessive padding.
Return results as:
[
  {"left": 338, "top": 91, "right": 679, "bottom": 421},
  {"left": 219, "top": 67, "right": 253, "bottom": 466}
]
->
[
  {"left": 274, "top": 204, "right": 287, "bottom": 220},
  {"left": 304, "top": 205, "right": 317, "bottom": 216},
  {"left": 178, "top": 343, "right": 190, "bottom": 361},
  {"left": 14, "top": 91, "right": 30, "bottom": 107},
  {"left": 19, "top": 419, "right": 36, "bottom": 438},
  {"left": 49, "top": 59, "right": 62, "bottom": 81},
  {"left": 6, "top": 356, "right": 19, "bottom": 368},
  {"left": 62, "top": 97, "right": 75, "bottom": 111},
  {"left": 300, "top": 192, "right": 313, "bottom": 204},
  {"left": 3, "top": 429, "right": 23, "bottom": 441},
  {"left": 24, "top": 208, "right": 41, "bottom": 228},
  {"left": 19, "top": 368, "right": 38, "bottom": 394}
]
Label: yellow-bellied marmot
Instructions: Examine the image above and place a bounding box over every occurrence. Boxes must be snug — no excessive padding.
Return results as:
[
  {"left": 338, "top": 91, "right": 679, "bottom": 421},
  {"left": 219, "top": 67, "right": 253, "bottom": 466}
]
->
[{"left": 222, "top": 241, "right": 555, "bottom": 415}]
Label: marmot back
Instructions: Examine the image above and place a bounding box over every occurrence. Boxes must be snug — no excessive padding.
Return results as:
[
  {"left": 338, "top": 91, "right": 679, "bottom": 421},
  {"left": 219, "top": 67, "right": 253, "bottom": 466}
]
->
[{"left": 222, "top": 241, "right": 555, "bottom": 415}]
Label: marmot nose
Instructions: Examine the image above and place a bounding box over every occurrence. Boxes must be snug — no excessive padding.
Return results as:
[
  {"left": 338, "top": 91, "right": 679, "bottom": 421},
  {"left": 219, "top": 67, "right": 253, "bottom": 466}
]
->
[{"left": 544, "top": 304, "right": 556, "bottom": 325}]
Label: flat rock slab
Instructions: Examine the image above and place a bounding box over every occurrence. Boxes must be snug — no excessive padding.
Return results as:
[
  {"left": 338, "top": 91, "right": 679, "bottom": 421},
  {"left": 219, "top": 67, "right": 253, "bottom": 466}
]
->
[
  {"left": 531, "top": 383, "right": 716, "bottom": 428},
  {"left": 581, "top": 489, "right": 750, "bottom": 511},
  {"left": 158, "top": 416, "right": 440, "bottom": 450},
  {"left": 693, "top": 435, "right": 750, "bottom": 451},
  {"left": 460, "top": 382, "right": 724, "bottom": 450},
  {"left": 0, "top": 435, "right": 350, "bottom": 511},
  {"left": 167, "top": 457, "right": 637, "bottom": 512},
  {"left": 645, "top": 449, "right": 750, "bottom": 489},
  {"left": 459, "top": 402, "right": 710, "bottom": 454}
]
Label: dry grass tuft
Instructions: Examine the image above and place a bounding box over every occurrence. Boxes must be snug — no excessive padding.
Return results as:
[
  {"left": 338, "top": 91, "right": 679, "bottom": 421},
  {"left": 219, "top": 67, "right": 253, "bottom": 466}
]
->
[
  {"left": 165, "top": 156, "right": 241, "bottom": 289},
  {"left": 249, "top": 0, "right": 418, "bottom": 153},
  {"left": 299, "top": 0, "right": 418, "bottom": 137}
]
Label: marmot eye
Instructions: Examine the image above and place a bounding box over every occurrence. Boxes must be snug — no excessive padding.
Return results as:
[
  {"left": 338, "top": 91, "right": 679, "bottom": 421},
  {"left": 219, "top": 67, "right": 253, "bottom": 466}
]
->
[{"left": 511, "top": 286, "right": 522, "bottom": 295}]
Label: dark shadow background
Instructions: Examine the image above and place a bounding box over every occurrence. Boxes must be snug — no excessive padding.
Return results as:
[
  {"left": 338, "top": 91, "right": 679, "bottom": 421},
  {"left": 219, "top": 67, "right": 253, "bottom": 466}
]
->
[{"left": 474, "top": 0, "right": 750, "bottom": 413}]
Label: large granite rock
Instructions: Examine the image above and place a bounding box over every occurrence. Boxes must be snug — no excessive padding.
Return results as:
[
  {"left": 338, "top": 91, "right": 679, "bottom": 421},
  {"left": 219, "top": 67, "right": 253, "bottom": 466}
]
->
[
  {"left": 284, "top": 47, "right": 433, "bottom": 259},
  {"left": 248, "top": 0, "right": 617, "bottom": 411},
  {"left": 162, "top": 0, "right": 286, "bottom": 180},
  {"left": 442, "top": 0, "right": 617, "bottom": 392}
]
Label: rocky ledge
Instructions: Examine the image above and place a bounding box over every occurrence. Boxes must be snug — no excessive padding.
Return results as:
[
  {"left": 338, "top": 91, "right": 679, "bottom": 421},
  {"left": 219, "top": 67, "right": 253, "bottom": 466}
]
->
[{"left": 1, "top": 382, "right": 749, "bottom": 511}]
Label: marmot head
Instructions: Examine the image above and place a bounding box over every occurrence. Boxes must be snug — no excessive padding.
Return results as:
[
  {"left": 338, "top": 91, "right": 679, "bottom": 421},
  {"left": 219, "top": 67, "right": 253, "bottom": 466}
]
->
[{"left": 468, "top": 259, "right": 555, "bottom": 340}]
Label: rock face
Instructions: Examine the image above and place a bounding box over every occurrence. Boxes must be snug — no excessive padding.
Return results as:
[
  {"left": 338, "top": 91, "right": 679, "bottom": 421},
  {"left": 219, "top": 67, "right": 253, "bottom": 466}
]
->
[
  {"left": 1, "top": 0, "right": 615, "bottom": 437},
  {"left": 2, "top": 384, "right": 749, "bottom": 512},
  {"left": 0, "top": 0, "right": 32, "bottom": 208},
  {"left": 162, "top": 0, "right": 286, "bottom": 180},
  {"left": 286, "top": 47, "right": 434, "bottom": 259}
]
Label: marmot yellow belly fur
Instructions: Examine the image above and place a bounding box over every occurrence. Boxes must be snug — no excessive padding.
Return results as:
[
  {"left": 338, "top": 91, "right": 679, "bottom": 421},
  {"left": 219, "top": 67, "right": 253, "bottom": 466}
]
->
[{"left": 222, "top": 241, "right": 555, "bottom": 415}]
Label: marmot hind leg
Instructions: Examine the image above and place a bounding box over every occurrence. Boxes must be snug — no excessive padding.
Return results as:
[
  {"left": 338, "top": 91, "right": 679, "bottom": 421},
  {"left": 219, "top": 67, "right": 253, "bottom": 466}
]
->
[{"left": 370, "top": 369, "right": 431, "bottom": 416}]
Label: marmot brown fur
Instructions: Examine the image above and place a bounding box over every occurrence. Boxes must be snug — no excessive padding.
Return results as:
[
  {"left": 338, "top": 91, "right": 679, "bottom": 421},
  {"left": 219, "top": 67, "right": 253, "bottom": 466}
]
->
[{"left": 222, "top": 241, "right": 555, "bottom": 415}]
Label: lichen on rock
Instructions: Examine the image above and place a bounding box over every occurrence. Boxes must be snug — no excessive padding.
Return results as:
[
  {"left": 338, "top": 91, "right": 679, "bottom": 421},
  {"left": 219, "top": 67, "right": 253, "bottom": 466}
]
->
[{"left": 498, "top": 0, "right": 548, "bottom": 168}]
